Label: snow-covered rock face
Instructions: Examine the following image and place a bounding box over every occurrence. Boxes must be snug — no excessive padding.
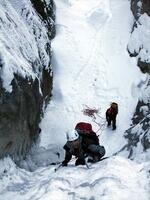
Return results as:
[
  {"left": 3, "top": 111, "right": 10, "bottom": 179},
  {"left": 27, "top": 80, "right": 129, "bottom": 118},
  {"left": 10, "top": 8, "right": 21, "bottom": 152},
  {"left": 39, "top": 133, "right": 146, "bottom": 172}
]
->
[
  {"left": 131, "top": 0, "right": 150, "bottom": 19},
  {"left": 0, "top": 0, "right": 55, "bottom": 159},
  {"left": 128, "top": 14, "right": 150, "bottom": 73},
  {"left": 123, "top": 0, "right": 150, "bottom": 159},
  {"left": 31, "top": 0, "right": 55, "bottom": 39},
  {"left": 123, "top": 99, "right": 150, "bottom": 159},
  {"left": 128, "top": 0, "right": 150, "bottom": 73}
]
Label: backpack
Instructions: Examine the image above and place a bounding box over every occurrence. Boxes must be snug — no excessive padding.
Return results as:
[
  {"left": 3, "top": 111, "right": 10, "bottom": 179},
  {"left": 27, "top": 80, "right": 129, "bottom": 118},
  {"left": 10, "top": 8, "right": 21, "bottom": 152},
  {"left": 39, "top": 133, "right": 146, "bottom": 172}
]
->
[
  {"left": 75, "top": 122, "right": 92, "bottom": 135},
  {"left": 75, "top": 122, "right": 100, "bottom": 149},
  {"left": 106, "top": 102, "right": 118, "bottom": 115}
]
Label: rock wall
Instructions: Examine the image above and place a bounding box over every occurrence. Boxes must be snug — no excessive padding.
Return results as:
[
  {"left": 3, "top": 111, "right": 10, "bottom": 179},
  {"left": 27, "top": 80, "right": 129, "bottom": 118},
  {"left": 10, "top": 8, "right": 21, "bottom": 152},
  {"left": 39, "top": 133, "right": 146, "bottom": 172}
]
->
[
  {"left": 131, "top": 0, "right": 150, "bottom": 18},
  {"left": 122, "top": 0, "right": 150, "bottom": 158},
  {"left": 128, "top": 0, "right": 150, "bottom": 73},
  {"left": 31, "top": 0, "right": 56, "bottom": 40},
  {"left": 122, "top": 97, "right": 150, "bottom": 159},
  {"left": 0, "top": 0, "right": 55, "bottom": 160}
]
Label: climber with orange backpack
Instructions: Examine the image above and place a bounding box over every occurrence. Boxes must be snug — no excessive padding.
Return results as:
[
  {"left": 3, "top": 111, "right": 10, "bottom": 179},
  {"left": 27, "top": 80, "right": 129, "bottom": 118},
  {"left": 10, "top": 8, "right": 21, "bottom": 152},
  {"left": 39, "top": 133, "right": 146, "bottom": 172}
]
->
[
  {"left": 75, "top": 122, "right": 105, "bottom": 163},
  {"left": 106, "top": 102, "right": 118, "bottom": 130}
]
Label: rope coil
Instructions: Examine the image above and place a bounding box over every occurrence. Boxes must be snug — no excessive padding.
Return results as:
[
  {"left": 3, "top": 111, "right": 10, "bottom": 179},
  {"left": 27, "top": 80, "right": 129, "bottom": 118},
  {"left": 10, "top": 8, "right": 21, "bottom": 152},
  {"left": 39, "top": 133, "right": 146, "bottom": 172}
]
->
[{"left": 82, "top": 104, "right": 106, "bottom": 134}]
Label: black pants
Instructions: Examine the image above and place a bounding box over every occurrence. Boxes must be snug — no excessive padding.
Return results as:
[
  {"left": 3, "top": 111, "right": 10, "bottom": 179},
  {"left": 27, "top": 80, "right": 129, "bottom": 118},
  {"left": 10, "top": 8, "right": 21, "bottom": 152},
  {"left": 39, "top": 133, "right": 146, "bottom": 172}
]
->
[
  {"left": 107, "top": 116, "right": 116, "bottom": 130},
  {"left": 75, "top": 157, "right": 85, "bottom": 166}
]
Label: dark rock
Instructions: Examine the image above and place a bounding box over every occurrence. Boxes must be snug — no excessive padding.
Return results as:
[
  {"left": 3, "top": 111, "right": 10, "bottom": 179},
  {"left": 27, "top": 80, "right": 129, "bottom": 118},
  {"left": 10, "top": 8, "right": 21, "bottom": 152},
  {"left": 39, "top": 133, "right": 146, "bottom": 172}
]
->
[
  {"left": 141, "top": 0, "right": 150, "bottom": 16},
  {"left": 131, "top": 0, "right": 142, "bottom": 20},
  {"left": 127, "top": 48, "right": 139, "bottom": 57},
  {"left": 131, "top": 0, "right": 150, "bottom": 19},
  {"left": 121, "top": 99, "right": 150, "bottom": 158},
  {"left": 138, "top": 59, "right": 150, "bottom": 73},
  {"left": 130, "top": 0, "right": 150, "bottom": 74},
  {"left": 30, "top": 0, "right": 56, "bottom": 39},
  {"left": 0, "top": 75, "right": 42, "bottom": 159}
]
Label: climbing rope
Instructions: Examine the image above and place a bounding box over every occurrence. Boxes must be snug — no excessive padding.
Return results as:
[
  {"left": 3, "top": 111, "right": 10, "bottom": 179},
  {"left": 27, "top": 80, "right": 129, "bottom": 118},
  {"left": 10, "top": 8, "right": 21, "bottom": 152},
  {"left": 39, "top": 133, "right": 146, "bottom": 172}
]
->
[{"left": 82, "top": 104, "right": 106, "bottom": 134}]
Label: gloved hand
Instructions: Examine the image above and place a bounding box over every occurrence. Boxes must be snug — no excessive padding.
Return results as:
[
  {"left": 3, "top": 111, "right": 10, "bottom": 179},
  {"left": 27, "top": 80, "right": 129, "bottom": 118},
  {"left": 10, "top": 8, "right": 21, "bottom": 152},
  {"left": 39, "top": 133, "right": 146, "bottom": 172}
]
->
[{"left": 62, "top": 161, "right": 68, "bottom": 166}]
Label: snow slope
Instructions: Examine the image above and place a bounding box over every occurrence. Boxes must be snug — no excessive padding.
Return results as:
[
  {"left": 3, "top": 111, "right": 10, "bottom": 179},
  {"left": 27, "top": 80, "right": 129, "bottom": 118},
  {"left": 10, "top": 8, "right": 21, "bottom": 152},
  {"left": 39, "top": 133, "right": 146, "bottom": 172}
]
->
[
  {"left": 0, "top": 156, "right": 149, "bottom": 200},
  {"left": 40, "top": 0, "right": 144, "bottom": 157}
]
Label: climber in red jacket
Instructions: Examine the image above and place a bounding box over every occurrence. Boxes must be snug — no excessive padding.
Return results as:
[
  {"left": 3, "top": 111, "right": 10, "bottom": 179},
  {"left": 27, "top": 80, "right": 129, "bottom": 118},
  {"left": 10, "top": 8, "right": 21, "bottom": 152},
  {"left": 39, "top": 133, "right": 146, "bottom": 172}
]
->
[{"left": 106, "top": 102, "right": 118, "bottom": 130}]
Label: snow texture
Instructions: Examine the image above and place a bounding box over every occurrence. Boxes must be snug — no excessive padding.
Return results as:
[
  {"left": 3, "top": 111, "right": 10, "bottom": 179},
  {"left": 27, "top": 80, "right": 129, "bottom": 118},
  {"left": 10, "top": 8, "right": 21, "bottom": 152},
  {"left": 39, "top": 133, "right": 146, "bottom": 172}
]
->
[{"left": 0, "top": 156, "right": 149, "bottom": 200}]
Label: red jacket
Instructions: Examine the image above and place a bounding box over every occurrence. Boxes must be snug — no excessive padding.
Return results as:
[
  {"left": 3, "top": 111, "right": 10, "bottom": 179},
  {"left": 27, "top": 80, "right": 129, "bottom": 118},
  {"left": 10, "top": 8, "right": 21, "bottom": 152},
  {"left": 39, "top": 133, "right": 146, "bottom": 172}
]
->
[{"left": 106, "top": 107, "right": 118, "bottom": 118}]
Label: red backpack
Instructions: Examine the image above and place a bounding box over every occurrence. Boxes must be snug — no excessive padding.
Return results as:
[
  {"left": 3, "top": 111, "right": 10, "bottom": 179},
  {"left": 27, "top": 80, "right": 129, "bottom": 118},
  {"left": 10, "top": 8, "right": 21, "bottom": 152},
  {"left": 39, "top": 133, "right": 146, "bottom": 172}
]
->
[
  {"left": 75, "top": 122, "right": 99, "bottom": 145},
  {"left": 75, "top": 122, "right": 92, "bottom": 135}
]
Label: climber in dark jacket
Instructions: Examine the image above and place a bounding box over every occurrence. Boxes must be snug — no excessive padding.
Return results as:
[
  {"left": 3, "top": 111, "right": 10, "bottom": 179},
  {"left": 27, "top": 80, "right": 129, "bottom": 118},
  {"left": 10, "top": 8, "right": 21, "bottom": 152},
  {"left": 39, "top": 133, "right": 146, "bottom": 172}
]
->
[
  {"left": 106, "top": 102, "right": 118, "bottom": 130},
  {"left": 62, "top": 130, "right": 85, "bottom": 166},
  {"left": 75, "top": 122, "right": 105, "bottom": 163},
  {"left": 81, "top": 130, "right": 105, "bottom": 162}
]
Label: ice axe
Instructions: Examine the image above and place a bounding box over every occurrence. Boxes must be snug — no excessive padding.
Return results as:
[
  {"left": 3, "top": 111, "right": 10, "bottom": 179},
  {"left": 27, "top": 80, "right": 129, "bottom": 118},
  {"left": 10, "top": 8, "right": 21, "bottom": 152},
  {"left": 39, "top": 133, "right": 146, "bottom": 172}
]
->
[{"left": 54, "top": 163, "right": 63, "bottom": 172}]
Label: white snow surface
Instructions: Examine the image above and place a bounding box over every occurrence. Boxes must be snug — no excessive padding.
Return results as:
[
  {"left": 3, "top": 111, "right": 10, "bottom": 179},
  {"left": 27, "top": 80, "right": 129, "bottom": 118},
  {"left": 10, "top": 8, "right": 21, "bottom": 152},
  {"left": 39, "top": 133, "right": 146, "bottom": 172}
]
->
[
  {"left": 0, "top": 0, "right": 150, "bottom": 199},
  {"left": 0, "top": 156, "right": 149, "bottom": 200}
]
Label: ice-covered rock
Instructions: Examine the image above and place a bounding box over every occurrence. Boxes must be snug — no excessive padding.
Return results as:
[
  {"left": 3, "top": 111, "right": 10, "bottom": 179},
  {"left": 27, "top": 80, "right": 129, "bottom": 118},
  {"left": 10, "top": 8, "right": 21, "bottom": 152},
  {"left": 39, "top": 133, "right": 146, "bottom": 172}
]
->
[{"left": 0, "top": 0, "right": 55, "bottom": 160}]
